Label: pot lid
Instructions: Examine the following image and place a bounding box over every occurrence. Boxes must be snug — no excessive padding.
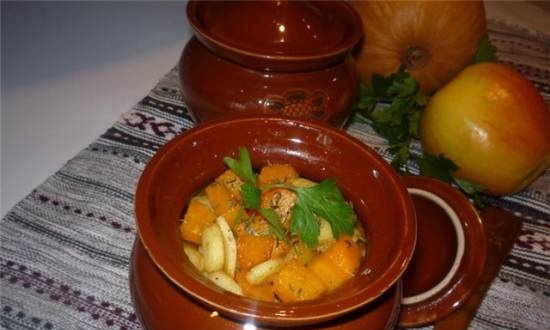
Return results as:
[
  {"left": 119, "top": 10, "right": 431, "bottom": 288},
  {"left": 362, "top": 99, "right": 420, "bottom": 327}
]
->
[
  {"left": 186, "top": 1, "right": 363, "bottom": 71},
  {"left": 398, "top": 176, "right": 487, "bottom": 327}
]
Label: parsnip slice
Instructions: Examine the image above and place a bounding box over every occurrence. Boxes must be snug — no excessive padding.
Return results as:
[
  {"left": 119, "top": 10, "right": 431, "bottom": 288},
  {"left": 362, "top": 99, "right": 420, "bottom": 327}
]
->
[
  {"left": 183, "top": 243, "right": 204, "bottom": 272},
  {"left": 207, "top": 271, "right": 243, "bottom": 296},
  {"left": 216, "top": 216, "right": 237, "bottom": 278},
  {"left": 245, "top": 258, "right": 284, "bottom": 285},
  {"left": 317, "top": 218, "right": 335, "bottom": 245},
  {"left": 201, "top": 224, "right": 225, "bottom": 272}
]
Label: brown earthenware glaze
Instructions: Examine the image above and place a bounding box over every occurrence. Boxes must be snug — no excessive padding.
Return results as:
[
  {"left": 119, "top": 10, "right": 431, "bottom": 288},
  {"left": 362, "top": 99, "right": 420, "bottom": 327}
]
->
[
  {"left": 134, "top": 116, "right": 416, "bottom": 327},
  {"left": 398, "top": 176, "right": 487, "bottom": 327},
  {"left": 130, "top": 239, "right": 402, "bottom": 330},
  {"left": 179, "top": 1, "right": 363, "bottom": 125}
]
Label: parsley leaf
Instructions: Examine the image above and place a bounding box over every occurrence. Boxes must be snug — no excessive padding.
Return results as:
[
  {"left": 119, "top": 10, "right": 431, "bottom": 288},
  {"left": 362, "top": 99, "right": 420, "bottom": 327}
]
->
[
  {"left": 417, "top": 153, "right": 458, "bottom": 183},
  {"left": 474, "top": 35, "right": 498, "bottom": 63},
  {"left": 259, "top": 208, "right": 288, "bottom": 242},
  {"left": 224, "top": 147, "right": 261, "bottom": 210},
  {"left": 355, "top": 67, "right": 428, "bottom": 171},
  {"left": 290, "top": 201, "right": 320, "bottom": 248},
  {"left": 291, "top": 179, "right": 356, "bottom": 248},
  {"left": 453, "top": 176, "right": 485, "bottom": 207},
  {"left": 223, "top": 147, "right": 257, "bottom": 186},
  {"left": 241, "top": 183, "right": 261, "bottom": 210},
  {"left": 418, "top": 153, "right": 485, "bottom": 208}
]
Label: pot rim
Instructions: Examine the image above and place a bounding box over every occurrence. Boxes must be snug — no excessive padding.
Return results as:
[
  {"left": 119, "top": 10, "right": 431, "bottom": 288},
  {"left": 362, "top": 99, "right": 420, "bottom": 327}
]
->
[{"left": 185, "top": 1, "right": 364, "bottom": 72}]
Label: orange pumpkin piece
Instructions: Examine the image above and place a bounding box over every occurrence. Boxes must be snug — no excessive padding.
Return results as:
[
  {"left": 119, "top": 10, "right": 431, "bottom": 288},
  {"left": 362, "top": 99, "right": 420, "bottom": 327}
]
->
[
  {"left": 215, "top": 169, "right": 244, "bottom": 201},
  {"left": 236, "top": 234, "right": 274, "bottom": 270},
  {"left": 273, "top": 261, "right": 326, "bottom": 302},
  {"left": 309, "top": 236, "right": 361, "bottom": 292},
  {"left": 220, "top": 205, "right": 245, "bottom": 228},
  {"left": 235, "top": 271, "right": 276, "bottom": 302},
  {"left": 293, "top": 241, "right": 316, "bottom": 266},
  {"left": 205, "top": 182, "right": 235, "bottom": 216},
  {"left": 257, "top": 164, "right": 299, "bottom": 187},
  {"left": 179, "top": 198, "right": 217, "bottom": 245}
]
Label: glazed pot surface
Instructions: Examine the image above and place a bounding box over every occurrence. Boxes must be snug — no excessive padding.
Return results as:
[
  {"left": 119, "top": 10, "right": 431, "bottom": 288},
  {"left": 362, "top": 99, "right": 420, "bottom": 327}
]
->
[
  {"left": 180, "top": 1, "right": 363, "bottom": 125},
  {"left": 179, "top": 38, "right": 359, "bottom": 125},
  {"left": 186, "top": 1, "right": 363, "bottom": 71},
  {"left": 130, "top": 239, "right": 402, "bottom": 330}
]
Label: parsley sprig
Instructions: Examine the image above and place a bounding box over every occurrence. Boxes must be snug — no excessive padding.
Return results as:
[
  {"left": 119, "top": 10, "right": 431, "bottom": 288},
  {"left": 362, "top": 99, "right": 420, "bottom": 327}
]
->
[
  {"left": 289, "top": 179, "right": 355, "bottom": 247},
  {"left": 351, "top": 37, "right": 497, "bottom": 208},
  {"left": 223, "top": 147, "right": 356, "bottom": 247},
  {"left": 355, "top": 65, "right": 428, "bottom": 170},
  {"left": 223, "top": 147, "right": 257, "bottom": 187},
  {"left": 417, "top": 154, "right": 485, "bottom": 207},
  {"left": 223, "top": 147, "right": 286, "bottom": 241}
]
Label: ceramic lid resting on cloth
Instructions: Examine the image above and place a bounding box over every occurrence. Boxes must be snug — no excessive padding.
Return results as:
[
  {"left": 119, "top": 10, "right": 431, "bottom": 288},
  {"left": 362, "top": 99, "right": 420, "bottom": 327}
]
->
[{"left": 398, "top": 176, "right": 487, "bottom": 327}]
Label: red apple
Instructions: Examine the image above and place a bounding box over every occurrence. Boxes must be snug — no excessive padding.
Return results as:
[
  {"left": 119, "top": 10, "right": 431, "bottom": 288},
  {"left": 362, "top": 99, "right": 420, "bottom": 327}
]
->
[{"left": 420, "top": 62, "right": 550, "bottom": 196}]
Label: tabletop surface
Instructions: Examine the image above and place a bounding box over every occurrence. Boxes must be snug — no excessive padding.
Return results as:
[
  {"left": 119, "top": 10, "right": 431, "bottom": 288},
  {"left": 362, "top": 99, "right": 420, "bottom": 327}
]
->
[{"left": 1, "top": 2, "right": 549, "bottom": 330}]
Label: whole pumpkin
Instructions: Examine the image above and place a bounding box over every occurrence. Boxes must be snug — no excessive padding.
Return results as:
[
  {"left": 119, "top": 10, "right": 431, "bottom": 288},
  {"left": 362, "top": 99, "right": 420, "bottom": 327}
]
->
[{"left": 351, "top": 0, "right": 487, "bottom": 93}]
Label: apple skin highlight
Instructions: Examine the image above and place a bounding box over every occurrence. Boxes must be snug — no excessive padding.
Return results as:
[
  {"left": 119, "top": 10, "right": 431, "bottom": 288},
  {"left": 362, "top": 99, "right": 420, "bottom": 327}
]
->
[{"left": 420, "top": 62, "right": 550, "bottom": 196}]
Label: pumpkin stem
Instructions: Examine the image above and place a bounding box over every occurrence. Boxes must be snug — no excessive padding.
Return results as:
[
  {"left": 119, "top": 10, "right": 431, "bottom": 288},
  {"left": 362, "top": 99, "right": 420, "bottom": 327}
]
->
[{"left": 402, "top": 45, "right": 429, "bottom": 70}]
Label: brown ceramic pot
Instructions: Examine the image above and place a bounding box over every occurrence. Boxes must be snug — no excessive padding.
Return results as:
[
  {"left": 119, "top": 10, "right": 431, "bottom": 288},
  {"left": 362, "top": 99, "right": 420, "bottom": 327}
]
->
[
  {"left": 179, "top": 1, "right": 363, "bottom": 125},
  {"left": 134, "top": 116, "right": 416, "bottom": 327}
]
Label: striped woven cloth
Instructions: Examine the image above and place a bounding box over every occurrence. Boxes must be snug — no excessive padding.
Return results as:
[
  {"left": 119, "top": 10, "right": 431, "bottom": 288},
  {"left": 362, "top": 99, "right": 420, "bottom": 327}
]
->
[{"left": 1, "top": 20, "right": 548, "bottom": 330}]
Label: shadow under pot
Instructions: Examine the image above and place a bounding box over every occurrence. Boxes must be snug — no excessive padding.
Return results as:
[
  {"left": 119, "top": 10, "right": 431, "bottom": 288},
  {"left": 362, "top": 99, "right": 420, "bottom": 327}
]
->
[{"left": 179, "top": 1, "right": 363, "bottom": 126}]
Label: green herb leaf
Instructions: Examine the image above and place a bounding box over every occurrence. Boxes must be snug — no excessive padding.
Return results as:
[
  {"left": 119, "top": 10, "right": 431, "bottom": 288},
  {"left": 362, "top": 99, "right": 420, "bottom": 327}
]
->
[
  {"left": 259, "top": 208, "right": 287, "bottom": 242},
  {"left": 241, "top": 183, "right": 261, "bottom": 210},
  {"left": 388, "top": 74, "right": 417, "bottom": 97},
  {"left": 418, "top": 153, "right": 485, "bottom": 208},
  {"left": 452, "top": 177, "right": 484, "bottom": 195},
  {"left": 223, "top": 147, "right": 257, "bottom": 186},
  {"left": 418, "top": 153, "right": 458, "bottom": 183},
  {"left": 474, "top": 35, "right": 498, "bottom": 63},
  {"left": 356, "top": 84, "right": 377, "bottom": 111},
  {"left": 291, "top": 179, "right": 356, "bottom": 248},
  {"left": 233, "top": 206, "right": 244, "bottom": 225},
  {"left": 290, "top": 201, "right": 320, "bottom": 247},
  {"left": 354, "top": 68, "right": 428, "bottom": 172},
  {"left": 453, "top": 176, "right": 486, "bottom": 208}
]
